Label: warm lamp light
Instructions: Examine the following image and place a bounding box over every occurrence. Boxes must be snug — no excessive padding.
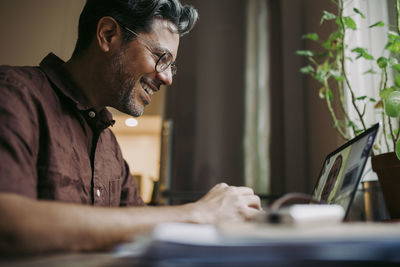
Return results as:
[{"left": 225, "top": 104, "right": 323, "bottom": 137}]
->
[{"left": 125, "top": 118, "right": 138, "bottom": 127}]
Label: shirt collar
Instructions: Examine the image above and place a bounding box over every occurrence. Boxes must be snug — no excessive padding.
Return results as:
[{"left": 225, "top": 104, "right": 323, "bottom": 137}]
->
[{"left": 39, "top": 53, "right": 115, "bottom": 130}]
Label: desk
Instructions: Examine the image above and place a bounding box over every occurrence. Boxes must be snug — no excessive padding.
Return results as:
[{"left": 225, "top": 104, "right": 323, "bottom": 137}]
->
[
  {"left": 1, "top": 251, "right": 398, "bottom": 267},
  {"left": 2, "top": 222, "right": 400, "bottom": 267}
]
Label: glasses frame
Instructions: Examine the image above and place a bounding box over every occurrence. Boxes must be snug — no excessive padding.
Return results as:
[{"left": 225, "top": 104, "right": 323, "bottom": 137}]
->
[{"left": 117, "top": 21, "right": 177, "bottom": 76}]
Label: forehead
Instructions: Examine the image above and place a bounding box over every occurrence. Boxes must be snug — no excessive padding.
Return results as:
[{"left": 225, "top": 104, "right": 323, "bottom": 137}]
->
[{"left": 141, "top": 19, "right": 180, "bottom": 59}]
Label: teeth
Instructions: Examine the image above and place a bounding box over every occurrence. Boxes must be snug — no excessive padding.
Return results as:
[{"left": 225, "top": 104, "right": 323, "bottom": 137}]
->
[{"left": 142, "top": 83, "right": 154, "bottom": 95}]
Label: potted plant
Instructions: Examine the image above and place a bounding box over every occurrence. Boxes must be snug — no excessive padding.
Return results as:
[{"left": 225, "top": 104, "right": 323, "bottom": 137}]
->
[{"left": 297, "top": 0, "right": 400, "bottom": 219}]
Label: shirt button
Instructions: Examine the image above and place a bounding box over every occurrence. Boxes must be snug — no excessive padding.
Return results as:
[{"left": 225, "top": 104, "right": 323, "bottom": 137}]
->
[
  {"left": 88, "top": 111, "right": 96, "bottom": 118},
  {"left": 96, "top": 189, "right": 101, "bottom": 197}
]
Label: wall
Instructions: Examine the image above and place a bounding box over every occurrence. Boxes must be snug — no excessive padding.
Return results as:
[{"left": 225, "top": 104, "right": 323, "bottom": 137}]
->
[{"left": 0, "top": 0, "right": 84, "bottom": 64}]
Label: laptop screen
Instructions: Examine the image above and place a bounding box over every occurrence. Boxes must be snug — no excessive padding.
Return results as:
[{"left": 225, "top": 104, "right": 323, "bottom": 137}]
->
[{"left": 312, "top": 123, "right": 379, "bottom": 218}]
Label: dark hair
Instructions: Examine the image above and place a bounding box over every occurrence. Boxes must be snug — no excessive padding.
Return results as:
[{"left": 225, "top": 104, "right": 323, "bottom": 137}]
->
[{"left": 72, "top": 0, "right": 198, "bottom": 56}]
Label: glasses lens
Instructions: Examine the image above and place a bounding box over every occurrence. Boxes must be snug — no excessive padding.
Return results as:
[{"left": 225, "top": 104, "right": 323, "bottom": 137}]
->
[{"left": 156, "top": 53, "right": 173, "bottom": 72}]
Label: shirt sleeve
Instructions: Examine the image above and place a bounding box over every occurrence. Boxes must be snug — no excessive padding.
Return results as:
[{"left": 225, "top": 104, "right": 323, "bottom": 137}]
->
[{"left": 0, "top": 68, "right": 40, "bottom": 198}]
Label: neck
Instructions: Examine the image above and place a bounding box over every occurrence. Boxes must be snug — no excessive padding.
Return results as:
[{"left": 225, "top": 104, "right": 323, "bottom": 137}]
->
[{"left": 64, "top": 51, "right": 105, "bottom": 110}]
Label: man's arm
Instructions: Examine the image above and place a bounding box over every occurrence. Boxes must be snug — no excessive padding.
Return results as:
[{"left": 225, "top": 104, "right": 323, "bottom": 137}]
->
[{"left": 0, "top": 183, "right": 261, "bottom": 254}]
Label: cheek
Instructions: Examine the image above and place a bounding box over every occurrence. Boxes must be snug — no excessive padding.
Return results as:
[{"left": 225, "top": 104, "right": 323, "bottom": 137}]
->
[
  {"left": 110, "top": 47, "right": 156, "bottom": 88},
  {"left": 133, "top": 52, "right": 158, "bottom": 74}
]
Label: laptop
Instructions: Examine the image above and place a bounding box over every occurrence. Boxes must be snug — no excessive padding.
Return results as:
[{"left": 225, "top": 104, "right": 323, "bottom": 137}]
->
[{"left": 311, "top": 123, "right": 379, "bottom": 220}]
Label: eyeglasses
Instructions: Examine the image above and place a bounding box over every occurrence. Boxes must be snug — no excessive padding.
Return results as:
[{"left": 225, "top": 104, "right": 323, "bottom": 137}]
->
[{"left": 119, "top": 23, "right": 177, "bottom": 76}]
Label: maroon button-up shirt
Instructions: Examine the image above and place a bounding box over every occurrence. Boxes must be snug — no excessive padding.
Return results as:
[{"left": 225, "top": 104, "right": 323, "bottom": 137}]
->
[{"left": 0, "top": 53, "right": 145, "bottom": 207}]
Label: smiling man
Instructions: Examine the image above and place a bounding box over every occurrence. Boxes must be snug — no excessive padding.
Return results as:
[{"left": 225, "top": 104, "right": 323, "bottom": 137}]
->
[{"left": 0, "top": 0, "right": 261, "bottom": 253}]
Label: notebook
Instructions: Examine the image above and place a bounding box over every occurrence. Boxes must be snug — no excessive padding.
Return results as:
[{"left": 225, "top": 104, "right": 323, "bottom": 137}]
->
[{"left": 311, "top": 123, "right": 379, "bottom": 219}]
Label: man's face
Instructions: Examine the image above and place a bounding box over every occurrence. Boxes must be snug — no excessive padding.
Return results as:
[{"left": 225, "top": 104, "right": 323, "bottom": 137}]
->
[{"left": 108, "top": 19, "right": 179, "bottom": 117}]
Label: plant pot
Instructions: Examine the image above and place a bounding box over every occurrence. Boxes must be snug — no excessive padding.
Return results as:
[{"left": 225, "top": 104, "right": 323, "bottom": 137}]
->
[{"left": 371, "top": 152, "right": 400, "bottom": 219}]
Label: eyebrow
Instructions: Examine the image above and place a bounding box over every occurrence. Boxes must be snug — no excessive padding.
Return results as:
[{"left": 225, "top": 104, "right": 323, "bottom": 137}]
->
[
  {"left": 121, "top": 25, "right": 171, "bottom": 54},
  {"left": 151, "top": 43, "right": 169, "bottom": 54}
]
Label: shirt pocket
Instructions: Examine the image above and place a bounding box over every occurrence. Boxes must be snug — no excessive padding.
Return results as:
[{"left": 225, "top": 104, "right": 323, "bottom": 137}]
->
[{"left": 109, "top": 178, "right": 122, "bottom": 207}]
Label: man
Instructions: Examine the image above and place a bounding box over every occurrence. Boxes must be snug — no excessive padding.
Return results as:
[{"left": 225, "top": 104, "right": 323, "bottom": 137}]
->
[{"left": 0, "top": 0, "right": 261, "bottom": 253}]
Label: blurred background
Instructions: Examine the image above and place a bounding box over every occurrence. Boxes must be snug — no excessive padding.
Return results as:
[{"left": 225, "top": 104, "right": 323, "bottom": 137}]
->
[{"left": 0, "top": 0, "right": 392, "bottom": 205}]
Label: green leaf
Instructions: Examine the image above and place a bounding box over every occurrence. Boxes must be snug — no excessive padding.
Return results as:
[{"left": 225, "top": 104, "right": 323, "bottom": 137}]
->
[
  {"left": 354, "top": 129, "right": 364, "bottom": 135},
  {"left": 352, "top": 47, "right": 373, "bottom": 60},
  {"left": 329, "top": 69, "right": 344, "bottom": 81},
  {"left": 380, "top": 87, "right": 396, "bottom": 100},
  {"left": 389, "top": 57, "right": 399, "bottom": 66},
  {"left": 315, "top": 69, "right": 327, "bottom": 83},
  {"left": 385, "top": 91, "right": 400, "bottom": 117},
  {"left": 395, "top": 75, "right": 400, "bottom": 87},
  {"left": 385, "top": 41, "right": 400, "bottom": 54},
  {"left": 317, "top": 51, "right": 329, "bottom": 58},
  {"left": 369, "top": 97, "right": 377, "bottom": 102},
  {"left": 329, "top": 69, "right": 341, "bottom": 76},
  {"left": 363, "top": 68, "right": 376, "bottom": 74},
  {"left": 322, "top": 31, "right": 343, "bottom": 50},
  {"left": 300, "top": 65, "right": 314, "bottom": 74},
  {"left": 377, "top": 57, "right": 388, "bottom": 68},
  {"left": 388, "top": 31, "right": 400, "bottom": 41},
  {"left": 333, "top": 76, "right": 344, "bottom": 81},
  {"left": 302, "top": 33, "right": 319, "bottom": 41},
  {"left": 363, "top": 53, "right": 374, "bottom": 60},
  {"left": 320, "top": 11, "right": 337, "bottom": 24},
  {"left": 296, "top": 50, "right": 314, "bottom": 57},
  {"left": 347, "top": 121, "right": 356, "bottom": 128},
  {"left": 396, "top": 139, "right": 400, "bottom": 160},
  {"left": 393, "top": 64, "right": 400, "bottom": 72},
  {"left": 329, "top": 69, "right": 344, "bottom": 82},
  {"left": 344, "top": 17, "right": 357, "bottom": 30},
  {"left": 356, "top": 96, "right": 368, "bottom": 101},
  {"left": 369, "top": 21, "right": 385, "bottom": 28},
  {"left": 335, "top": 17, "right": 343, "bottom": 28},
  {"left": 326, "top": 89, "right": 334, "bottom": 101},
  {"left": 352, "top": 47, "right": 366, "bottom": 58},
  {"left": 322, "top": 40, "right": 331, "bottom": 50},
  {"left": 353, "top": 8, "right": 365, "bottom": 18}
]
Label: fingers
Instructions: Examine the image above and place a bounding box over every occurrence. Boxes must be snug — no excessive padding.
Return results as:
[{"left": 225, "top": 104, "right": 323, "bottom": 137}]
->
[
  {"left": 235, "top": 186, "right": 255, "bottom": 196},
  {"left": 200, "top": 183, "right": 263, "bottom": 222},
  {"left": 218, "top": 183, "right": 262, "bottom": 210},
  {"left": 240, "top": 205, "right": 263, "bottom": 220},
  {"left": 213, "top": 183, "right": 254, "bottom": 194},
  {"left": 246, "top": 194, "right": 262, "bottom": 210}
]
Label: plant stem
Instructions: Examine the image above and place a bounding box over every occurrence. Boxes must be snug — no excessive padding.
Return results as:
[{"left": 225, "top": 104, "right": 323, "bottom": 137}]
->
[
  {"left": 381, "top": 67, "right": 397, "bottom": 147},
  {"left": 387, "top": 0, "right": 400, "bottom": 149},
  {"left": 338, "top": 0, "right": 367, "bottom": 132},
  {"left": 383, "top": 111, "right": 391, "bottom": 152},
  {"left": 337, "top": 77, "right": 356, "bottom": 137},
  {"left": 325, "top": 81, "right": 348, "bottom": 139},
  {"left": 389, "top": 117, "right": 396, "bottom": 148}
]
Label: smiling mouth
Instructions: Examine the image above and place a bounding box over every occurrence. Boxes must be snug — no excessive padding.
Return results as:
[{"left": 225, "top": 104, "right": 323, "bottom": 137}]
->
[
  {"left": 141, "top": 82, "right": 155, "bottom": 96},
  {"left": 140, "top": 78, "right": 159, "bottom": 105}
]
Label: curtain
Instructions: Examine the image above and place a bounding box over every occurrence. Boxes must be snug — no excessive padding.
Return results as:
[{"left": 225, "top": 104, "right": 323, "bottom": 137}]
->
[{"left": 244, "top": 0, "right": 270, "bottom": 194}]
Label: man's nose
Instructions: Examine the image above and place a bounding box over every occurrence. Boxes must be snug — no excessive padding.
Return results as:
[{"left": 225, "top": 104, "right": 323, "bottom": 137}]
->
[{"left": 156, "top": 67, "right": 173, "bottom": 86}]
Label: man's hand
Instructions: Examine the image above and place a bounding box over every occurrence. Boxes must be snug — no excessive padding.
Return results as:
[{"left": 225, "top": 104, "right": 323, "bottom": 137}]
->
[{"left": 189, "top": 183, "right": 262, "bottom": 224}]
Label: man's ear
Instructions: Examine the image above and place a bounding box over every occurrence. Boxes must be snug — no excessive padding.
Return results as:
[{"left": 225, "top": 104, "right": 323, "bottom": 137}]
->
[{"left": 96, "top": 17, "right": 121, "bottom": 53}]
